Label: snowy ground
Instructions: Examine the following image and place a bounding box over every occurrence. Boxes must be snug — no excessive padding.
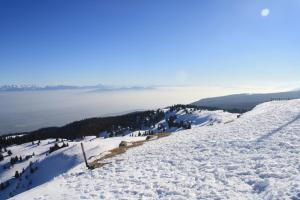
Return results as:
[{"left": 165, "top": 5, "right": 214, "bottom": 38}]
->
[
  {"left": 1, "top": 105, "right": 233, "bottom": 199},
  {"left": 5, "top": 100, "right": 300, "bottom": 199},
  {"left": 0, "top": 136, "right": 146, "bottom": 199}
]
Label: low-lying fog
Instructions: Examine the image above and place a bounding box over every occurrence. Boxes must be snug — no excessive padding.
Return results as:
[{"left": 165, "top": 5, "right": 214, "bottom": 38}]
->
[{"left": 0, "top": 86, "right": 281, "bottom": 135}]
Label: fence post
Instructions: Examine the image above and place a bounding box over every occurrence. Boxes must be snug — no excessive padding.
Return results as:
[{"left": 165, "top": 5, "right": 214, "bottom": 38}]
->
[{"left": 81, "top": 142, "right": 89, "bottom": 169}]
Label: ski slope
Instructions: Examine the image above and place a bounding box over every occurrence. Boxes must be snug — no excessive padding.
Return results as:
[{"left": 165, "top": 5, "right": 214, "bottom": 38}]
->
[{"left": 8, "top": 100, "right": 300, "bottom": 199}]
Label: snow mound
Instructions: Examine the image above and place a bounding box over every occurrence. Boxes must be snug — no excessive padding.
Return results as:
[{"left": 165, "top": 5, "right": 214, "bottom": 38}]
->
[{"left": 10, "top": 100, "right": 300, "bottom": 199}]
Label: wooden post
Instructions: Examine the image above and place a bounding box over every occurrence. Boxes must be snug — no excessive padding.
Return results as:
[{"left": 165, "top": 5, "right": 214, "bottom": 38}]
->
[{"left": 81, "top": 142, "right": 89, "bottom": 169}]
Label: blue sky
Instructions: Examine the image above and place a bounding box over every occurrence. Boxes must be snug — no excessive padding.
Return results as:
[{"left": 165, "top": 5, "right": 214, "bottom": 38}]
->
[{"left": 0, "top": 0, "right": 299, "bottom": 89}]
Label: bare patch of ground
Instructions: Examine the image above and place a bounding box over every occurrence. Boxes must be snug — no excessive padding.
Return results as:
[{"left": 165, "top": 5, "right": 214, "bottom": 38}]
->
[{"left": 89, "top": 133, "right": 171, "bottom": 169}]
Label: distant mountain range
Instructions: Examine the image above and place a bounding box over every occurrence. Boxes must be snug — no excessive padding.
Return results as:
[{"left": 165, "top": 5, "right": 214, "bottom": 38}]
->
[
  {"left": 0, "top": 84, "right": 154, "bottom": 92},
  {"left": 192, "top": 89, "right": 300, "bottom": 111}
]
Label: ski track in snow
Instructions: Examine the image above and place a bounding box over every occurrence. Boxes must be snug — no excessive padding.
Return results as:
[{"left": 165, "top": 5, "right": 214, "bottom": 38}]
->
[{"left": 10, "top": 100, "right": 300, "bottom": 200}]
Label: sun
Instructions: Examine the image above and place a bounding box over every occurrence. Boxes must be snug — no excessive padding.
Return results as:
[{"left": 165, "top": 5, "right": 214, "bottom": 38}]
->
[{"left": 261, "top": 8, "right": 270, "bottom": 17}]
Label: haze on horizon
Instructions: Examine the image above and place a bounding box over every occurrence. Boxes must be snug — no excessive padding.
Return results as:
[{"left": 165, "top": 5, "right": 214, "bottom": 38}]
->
[
  {"left": 1, "top": 0, "right": 300, "bottom": 134},
  {"left": 0, "top": 85, "right": 288, "bottom": 135}
]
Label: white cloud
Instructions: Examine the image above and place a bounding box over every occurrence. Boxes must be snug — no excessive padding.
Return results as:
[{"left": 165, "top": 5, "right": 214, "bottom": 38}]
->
[{"left": 261, "top": 8, "right": 270, "bottom": 17}]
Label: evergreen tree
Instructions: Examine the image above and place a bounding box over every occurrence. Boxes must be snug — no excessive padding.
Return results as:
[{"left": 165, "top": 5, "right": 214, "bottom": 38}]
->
[{"left": 15, "top": 170, "right": 20, "bottom": 178}]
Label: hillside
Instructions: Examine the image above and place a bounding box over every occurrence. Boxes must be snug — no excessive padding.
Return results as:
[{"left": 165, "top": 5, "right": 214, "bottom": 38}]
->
[
  {"left": 5, "top": 99, "right": 300, "bottom": 199},
  {"left": 0, "top": 110, "right": 166, "bottom": 145},
  {"left": 1, "top": 104, "right": 234, "bottom": 146},
  {"left": 192, "top": 90, "right": 300, "bottom": 111},
  {"left": 0, "top": 107, "right": 235, "bottom": 199}
]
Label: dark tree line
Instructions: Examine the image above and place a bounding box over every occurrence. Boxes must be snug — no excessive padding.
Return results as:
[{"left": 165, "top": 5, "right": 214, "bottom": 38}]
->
[
  {"left": 167, "top": 115, "right": 191, "bottom": 129},
  {"left": 10, "top": 153, "right": 34, "bottom": 166},
  {"left": 168, "top": 104, "right": 247, "bottom": 114},
  {"left": 49, "top": 142, "right": 69, "bottom": 154},
  {"left": 0, "top": 110, "right": 165, "bottom": 147},
  {"left": 0, "top": 104, "right": 245, "bottom": 147}
]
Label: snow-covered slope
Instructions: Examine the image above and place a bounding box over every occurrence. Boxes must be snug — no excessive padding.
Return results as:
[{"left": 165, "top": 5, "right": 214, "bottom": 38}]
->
[
  {"left": 0, "top": 136, "right": 147, "bottom": 199},
  {"left": 7, "top": 100, "right": 300, "bottom": 199},
  {"left": 1, "top": 107, "right": 233, "bottom": 199}
]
